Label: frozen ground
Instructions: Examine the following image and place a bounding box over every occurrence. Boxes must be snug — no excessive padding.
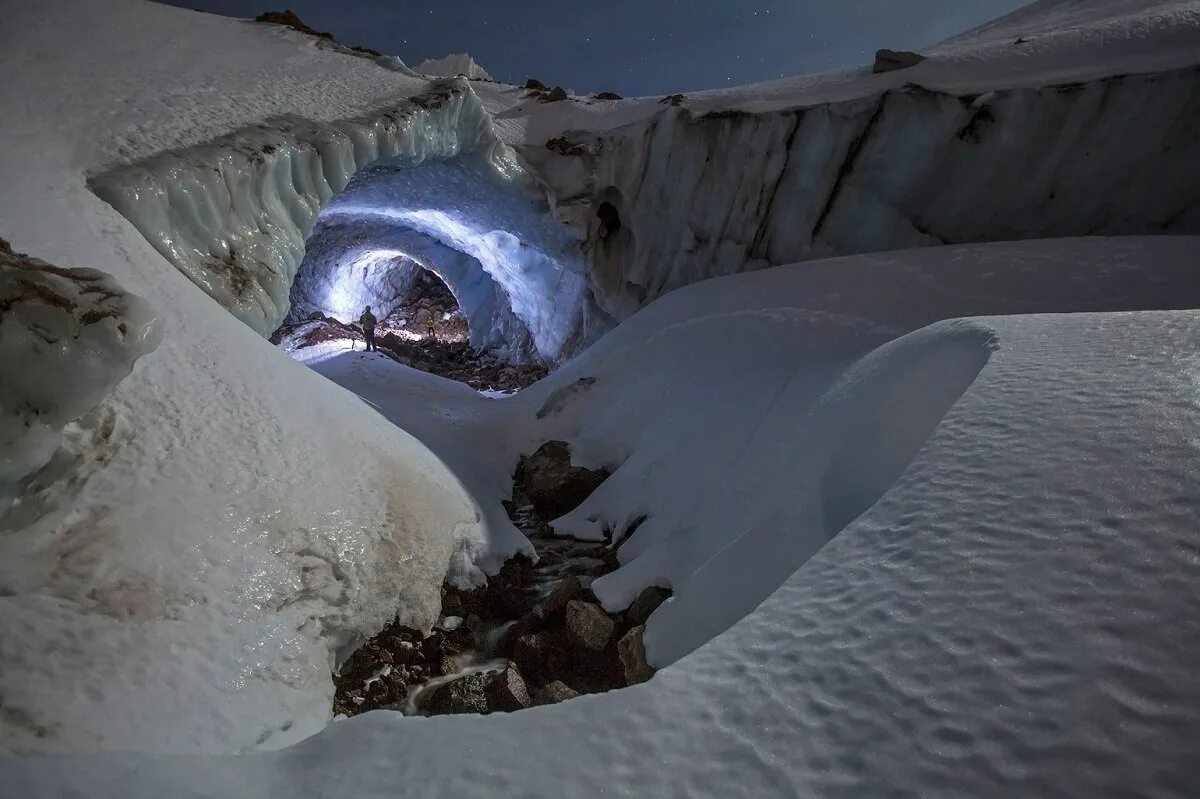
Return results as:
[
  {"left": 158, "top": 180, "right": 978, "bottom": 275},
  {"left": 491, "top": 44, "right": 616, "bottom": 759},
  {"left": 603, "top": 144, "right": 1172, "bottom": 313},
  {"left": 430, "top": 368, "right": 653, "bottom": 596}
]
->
[{"left": 1, "top": 0, "right": 1199, "bottom": 795}]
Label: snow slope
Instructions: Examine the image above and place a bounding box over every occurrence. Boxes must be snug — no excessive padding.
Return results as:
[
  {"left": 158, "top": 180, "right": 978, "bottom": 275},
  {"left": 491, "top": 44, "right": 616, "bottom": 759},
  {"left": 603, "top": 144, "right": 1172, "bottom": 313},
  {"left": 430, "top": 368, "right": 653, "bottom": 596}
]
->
[
  {"left": 6, "top": 237, "right": 1200, "bottom": 796},
  {"left": 0, "top": 0, "right": 489, "bottom": 755}
]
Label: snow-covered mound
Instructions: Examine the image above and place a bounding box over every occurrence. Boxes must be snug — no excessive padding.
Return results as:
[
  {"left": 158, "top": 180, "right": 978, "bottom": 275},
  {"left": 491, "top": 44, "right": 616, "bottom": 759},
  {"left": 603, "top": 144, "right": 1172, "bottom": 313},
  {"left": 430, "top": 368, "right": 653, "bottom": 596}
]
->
[{"left": 418, "top": 53, "right": 494, "bottom": 81}]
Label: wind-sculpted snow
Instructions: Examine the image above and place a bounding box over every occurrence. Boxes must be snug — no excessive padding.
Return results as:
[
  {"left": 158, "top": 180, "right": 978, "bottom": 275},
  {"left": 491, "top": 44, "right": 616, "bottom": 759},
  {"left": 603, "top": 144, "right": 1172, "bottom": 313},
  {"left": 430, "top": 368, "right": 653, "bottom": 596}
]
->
[
  {"left": 0, "top": 242, "right": 161, "bottom": 509},
  {"left": 541, "top": 66, "right": 1200, "bottom": 321}
]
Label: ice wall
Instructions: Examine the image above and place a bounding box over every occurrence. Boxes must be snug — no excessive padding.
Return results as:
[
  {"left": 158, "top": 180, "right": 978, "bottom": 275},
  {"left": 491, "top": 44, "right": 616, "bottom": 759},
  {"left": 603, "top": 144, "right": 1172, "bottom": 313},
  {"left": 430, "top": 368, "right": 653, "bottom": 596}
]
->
[
  {"left": 0, "top": 240, "right": 161, "bottom": 508},
  {"left": 542, "top": 65, "right": 1200, "bottom": 321}
]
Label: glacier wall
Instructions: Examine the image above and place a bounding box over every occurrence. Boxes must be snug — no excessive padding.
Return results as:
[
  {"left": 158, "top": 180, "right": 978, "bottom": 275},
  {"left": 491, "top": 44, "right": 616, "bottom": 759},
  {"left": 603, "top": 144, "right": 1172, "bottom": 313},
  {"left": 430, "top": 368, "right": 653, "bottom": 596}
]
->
[
  {"left": 89, "top": 79, "right": 596, "bottom": 363},
  {"left": 543, "top": 66, "right": 1200, "bottom": 321}
]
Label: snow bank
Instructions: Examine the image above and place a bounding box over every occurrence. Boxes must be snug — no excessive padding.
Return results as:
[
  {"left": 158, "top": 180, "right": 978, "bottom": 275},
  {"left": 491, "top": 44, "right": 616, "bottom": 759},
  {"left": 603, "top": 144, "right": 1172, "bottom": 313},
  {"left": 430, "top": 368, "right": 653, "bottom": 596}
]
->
[
  {"left": 418, "top": 53, "right": 494, "bottom": 81},
  {"left": 0, "top": 242, "right": 161, "bottom": 508}
]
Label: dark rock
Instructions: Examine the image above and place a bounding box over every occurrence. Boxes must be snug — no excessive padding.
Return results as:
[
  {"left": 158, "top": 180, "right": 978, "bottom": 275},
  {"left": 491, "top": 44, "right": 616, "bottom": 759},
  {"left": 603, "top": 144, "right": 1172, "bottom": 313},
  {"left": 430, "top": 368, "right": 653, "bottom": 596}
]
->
[
  {"left": 660, "top": 93, "right": 686, "bottom": 106},
  {"left": 532, "top": 575, "right": 583, "bottom": 623},
  {"left": 625, "top": 586, "right": 671, "bottom": 626},
  {"left": 594, "top": 91, "right": 622, "bottom": 101},
  {"left": 565, "top": 600, "right": 615, "bottom": 652},
  {"left": 512, "top": 632, "right": 549, "bottom": 679},
  {"left": 546, "top": 136, "right": 586, "bottom": 157},
  {"left": 441, "top": 590, "right": 464, "bottom": 618},
  {"left": 255, "top": 10, "right": 333, "bottom": 39},
  {"left": 618, "top": 625, "right": 654, "bottom": 685},
  {"left": 423, "top": 672, "right": 491, "bottom": 715},
  {"left": 513, "top": 441, "right": 608, "bottom": 519},
  {"left": 872, "top": 49, "right": 926, "bottom": 74},
  {"left": 486, "top": 664, "right": 531, "bottom": 712},
  {"left": 540, "top": 86, "right": 569, "bottom": 103},
  {"left": 532, "top": 680, "right": 580, "bottom": 706},
  {"left": 525, "top": 78, "right": 548, "bottom": 91}
]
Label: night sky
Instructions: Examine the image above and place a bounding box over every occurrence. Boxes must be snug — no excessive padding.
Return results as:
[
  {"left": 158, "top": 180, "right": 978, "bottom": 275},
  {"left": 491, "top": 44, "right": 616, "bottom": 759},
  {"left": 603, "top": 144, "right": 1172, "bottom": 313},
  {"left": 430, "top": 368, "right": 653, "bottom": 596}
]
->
[{"left": 162, "top": 1, "right": 1031, "bottom": 97}]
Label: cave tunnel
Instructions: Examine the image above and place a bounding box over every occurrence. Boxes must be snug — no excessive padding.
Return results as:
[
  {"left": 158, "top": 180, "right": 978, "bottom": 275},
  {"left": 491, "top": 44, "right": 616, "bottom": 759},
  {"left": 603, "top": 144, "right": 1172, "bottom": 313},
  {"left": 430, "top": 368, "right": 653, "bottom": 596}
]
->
[{"left": 285, "top": 154, "right": 597, "bottom": 365}]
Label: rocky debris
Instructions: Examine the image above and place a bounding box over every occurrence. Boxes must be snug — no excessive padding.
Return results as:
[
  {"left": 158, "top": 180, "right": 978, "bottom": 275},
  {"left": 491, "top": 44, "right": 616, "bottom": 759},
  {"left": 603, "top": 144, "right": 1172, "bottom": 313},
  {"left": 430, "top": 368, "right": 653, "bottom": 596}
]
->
[
  {"left": 273, "top": 315, "right": 546, "bottom": 393},
  {"left": 546, "top": 136, "right": 586, "bottom": 157},
  {"left": 540, "top": 86, "right": 569, "bottom": 103},
  {"left": 594, "top": 91, "right": 622, "bottom": 101},
  {"left": 565, "top": 600, "right": 615, "bottom": 652},
  {"left": 255, "top": 11, "right": 384, "bottom": 58},
  {"left": 255, "top": 10, "right": 332, "bottom": 39},
  {"left": 625, "top": 586, "right": 671, "bottom": 626},
  {"left": 618, "top": 626, "right": 654, "bottom": 686},
  {"left": 486, "top": 664, "right": 532, "bottom": 712},
  {"left": 872, "top": 49, "right": 926, "bottom": 73},
  {"left": 513, "top": 441, "right": 609, "bottom": 519},
  {"left": 660, "top": 93, "right": 686, "bottom": 106},
  {"left": 423, "top": 672, "right": 492, "bottom": 715},
  {"left": 524, "top": 78, "right": 548, "bottom": 91},
  {"left": 331, "top": 440, "right": 659, "bottom": 720},
  {"left": 533, "top": 680, "right": 579, "bottom": 706}
]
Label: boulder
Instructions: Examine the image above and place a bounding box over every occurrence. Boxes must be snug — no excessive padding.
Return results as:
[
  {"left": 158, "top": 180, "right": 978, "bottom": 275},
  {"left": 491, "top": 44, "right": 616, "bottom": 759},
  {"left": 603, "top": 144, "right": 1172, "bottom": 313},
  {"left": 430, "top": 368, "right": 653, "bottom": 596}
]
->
[
  {"left": 618, "top": 625, "right": 654, "bottom": 686},
  {"left": 486, "top": 664, "right": 531, "bottom": 712},
  {"left": 524, "top": 78, "right": 548, "bottom": 91},
  {"left": 514, "top": 441, "right": 608, "bottom": 519},
  {"left": 594, "top": 91, "right": 622, "bottom": 101},
  {"left": 423, "top": 673, "right": 491, "bottom": 715},
  {"left": 872, "top": 49, "right": 926, "bottom": 73},
  {"left": 532, "top": 680, "right": 580, "bottom": 706},
  {"left": 512, "top": 632, "right": 549, "bottom": 678},
  {"left": 540, "top": 86, "right": 569, "bottom": 103},
  {"left": 625, "top": 586, "right": 671, "bottom": 626},
  {"left": 565, "top": 600, "right": 615, "bottom": 652},
  {"left": 532, "top": 576, "right": 583, "bottom": 623}
]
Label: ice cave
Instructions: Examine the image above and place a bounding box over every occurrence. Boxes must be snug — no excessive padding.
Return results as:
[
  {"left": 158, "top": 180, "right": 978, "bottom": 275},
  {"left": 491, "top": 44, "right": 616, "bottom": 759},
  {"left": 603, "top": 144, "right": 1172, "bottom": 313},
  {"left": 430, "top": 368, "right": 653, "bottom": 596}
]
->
[{"left": 3, "top": 0, "right": 1200, "bottom": 797}]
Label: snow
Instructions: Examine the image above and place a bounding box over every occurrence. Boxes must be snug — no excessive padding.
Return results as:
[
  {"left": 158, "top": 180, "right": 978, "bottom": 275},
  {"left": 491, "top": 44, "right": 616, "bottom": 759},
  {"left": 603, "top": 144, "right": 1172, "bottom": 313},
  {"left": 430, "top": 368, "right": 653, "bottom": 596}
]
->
[
  {"left": 0, "top": 246, "right": 161, "bottom": 508},
  {"left": 418, "top": 53, "right": 495, "bottom": 82},
  {"left": 1, "top": 0, "right": 1200, "bottom": 794},
  {"left": 7, "top": 234, "right": 1200, "bottom": 794},
  {"left": 0, "top": 0, "right": 487, "bottom": 756}
]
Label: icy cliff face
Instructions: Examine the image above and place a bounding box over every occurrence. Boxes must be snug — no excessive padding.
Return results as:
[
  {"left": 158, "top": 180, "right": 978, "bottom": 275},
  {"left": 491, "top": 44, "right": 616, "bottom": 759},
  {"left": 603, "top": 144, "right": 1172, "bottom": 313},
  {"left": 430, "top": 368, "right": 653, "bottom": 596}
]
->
[
  {"left": 537, "top": 65, "right": 1200, "bottom": 321},
  {"left": 0, "top": 240, "right": 161, "bottom": 508}
]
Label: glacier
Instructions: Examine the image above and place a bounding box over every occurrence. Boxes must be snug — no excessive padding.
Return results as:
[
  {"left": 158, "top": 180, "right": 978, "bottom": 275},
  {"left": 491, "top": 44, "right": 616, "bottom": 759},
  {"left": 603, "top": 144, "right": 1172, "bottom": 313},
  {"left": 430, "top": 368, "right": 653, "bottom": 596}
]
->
[{"left": 2, "top": 0, "right": 1200, "bottom": 795}]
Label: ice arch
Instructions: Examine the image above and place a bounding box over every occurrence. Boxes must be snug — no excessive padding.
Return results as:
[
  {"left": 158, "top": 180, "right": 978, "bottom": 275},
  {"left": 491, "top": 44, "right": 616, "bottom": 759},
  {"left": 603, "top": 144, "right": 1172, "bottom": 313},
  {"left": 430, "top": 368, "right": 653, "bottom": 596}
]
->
[
  {"left": 289, "top": 157, "right": 590, "bottom": 361},
  {"left": 89, "top": 79, "right": 602, "bottom": 363}
]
